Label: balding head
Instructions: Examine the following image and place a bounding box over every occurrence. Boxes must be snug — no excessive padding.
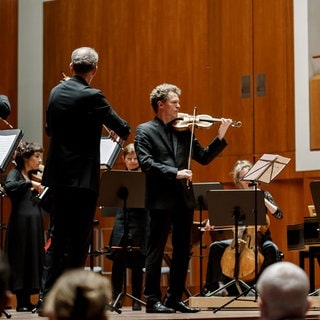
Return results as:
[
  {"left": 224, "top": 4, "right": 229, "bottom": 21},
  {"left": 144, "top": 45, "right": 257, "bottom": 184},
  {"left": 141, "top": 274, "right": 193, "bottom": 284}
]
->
[{"left": 256, "top": 261, "right": 311, "bottom": 320}]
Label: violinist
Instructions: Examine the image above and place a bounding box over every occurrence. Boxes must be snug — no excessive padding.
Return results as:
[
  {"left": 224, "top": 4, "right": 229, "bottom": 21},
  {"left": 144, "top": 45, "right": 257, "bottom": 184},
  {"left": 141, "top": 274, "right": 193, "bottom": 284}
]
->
[
  {"left": 4, "top": 141, "right": 46, "bottom": 311},
  {"left": 134, "top": 83, "right": 232, "bottom": 313},
  {"left": 202, "top": 160, "right": 283, "bottom": 297}
]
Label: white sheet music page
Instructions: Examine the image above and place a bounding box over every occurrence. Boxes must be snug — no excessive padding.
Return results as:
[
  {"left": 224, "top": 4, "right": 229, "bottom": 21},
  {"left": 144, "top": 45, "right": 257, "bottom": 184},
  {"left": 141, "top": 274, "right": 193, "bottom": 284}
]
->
[
  {"left": 243, "top": 154, "right": 291, "bottom": 184},
  {"left": 100, "top": 136, "right": 123, "bottom": 170},
  {"left": 0, "top": 134, "right": 16, "bottom": 167}
]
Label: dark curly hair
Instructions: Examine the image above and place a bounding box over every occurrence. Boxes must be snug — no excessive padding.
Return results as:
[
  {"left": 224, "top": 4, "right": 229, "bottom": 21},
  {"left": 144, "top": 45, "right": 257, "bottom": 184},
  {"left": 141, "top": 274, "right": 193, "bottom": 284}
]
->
[{"left": 15, "top": 141, "right": 43, "bottom": 170}]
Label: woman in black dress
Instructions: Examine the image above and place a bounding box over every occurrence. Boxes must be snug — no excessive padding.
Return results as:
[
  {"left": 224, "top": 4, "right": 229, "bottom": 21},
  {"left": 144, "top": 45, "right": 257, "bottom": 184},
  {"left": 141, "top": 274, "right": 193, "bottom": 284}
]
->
[{"left": 4, "top": 141, "right": 46, "bottom": 311}]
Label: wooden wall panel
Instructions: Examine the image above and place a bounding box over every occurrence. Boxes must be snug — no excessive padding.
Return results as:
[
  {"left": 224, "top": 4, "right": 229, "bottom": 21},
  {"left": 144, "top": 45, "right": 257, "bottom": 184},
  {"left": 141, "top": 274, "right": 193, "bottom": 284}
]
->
[
  {"left": 207, "top": 0, "right": 254, "bottom": 157},
  {"left": 253, "top": 0, "right": 295, "bottom": 154},
  {"left": 0, "top": 0, "right": 18, "bottom": 129},
  {"left": 0, "top": 0, "right": 18, "bottom": 251},
  {"left": 43, "top": 0, "right": 211, "bottom": 149}
]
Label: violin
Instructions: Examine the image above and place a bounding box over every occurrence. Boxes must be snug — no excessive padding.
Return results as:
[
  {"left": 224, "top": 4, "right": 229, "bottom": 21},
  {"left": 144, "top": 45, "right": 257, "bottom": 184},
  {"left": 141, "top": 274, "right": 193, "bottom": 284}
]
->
[
  {"left": 30, "top": 164, "right": 45, "bottom": 183},
  {"left": 171, "top": 112, "right": 242, "bottom": 131}
]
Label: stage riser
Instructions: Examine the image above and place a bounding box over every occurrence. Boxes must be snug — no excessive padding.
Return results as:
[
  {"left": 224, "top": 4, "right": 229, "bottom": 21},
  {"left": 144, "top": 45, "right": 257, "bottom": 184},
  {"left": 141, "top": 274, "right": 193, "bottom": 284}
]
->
[{"left": 188, "top": 296, "right": 320, "bottom": 310}]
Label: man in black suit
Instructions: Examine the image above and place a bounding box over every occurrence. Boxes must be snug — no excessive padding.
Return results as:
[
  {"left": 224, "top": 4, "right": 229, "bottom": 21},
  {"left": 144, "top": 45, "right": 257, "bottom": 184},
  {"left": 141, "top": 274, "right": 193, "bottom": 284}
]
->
[
  {"left": 134, "top": 83, "right": 232, "bottom": 313},
  {"left": 0, "top": 95, "right": 11, "bottom": 120},
  {"left": 39, "top": 47, "right": 130, "bottom": 311}
]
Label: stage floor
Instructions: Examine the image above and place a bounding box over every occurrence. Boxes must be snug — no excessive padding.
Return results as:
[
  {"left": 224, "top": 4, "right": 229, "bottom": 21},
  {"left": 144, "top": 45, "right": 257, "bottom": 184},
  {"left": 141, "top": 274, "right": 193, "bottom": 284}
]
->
[
  {"left": 3, "top": 297, "right": 320, "bottom": 320},
  {"left": 2, "top": 309, "right": 320, "bottom": 320}
]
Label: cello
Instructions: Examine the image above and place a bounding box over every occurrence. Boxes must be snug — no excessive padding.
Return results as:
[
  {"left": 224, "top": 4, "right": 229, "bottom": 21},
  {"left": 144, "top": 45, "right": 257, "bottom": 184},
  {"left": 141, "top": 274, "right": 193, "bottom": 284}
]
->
[{"left": 220, "top": 214, "right": 270, "bottom": 282}]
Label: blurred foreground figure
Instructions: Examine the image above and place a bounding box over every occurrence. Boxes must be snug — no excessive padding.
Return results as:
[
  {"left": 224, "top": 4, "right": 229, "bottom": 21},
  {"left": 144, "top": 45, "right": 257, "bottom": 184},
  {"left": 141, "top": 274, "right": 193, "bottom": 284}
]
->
[
  {"left": 257, "top": 261, "right": 311, "bottom": 320},
  {"left": 43, "top": 269, "right": 112, "bottom": 320}
]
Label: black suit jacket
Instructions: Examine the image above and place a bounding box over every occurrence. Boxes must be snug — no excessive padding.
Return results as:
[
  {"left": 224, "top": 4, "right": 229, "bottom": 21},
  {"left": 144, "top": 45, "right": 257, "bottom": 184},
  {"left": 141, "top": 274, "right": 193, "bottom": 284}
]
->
[
  {"left": 43, "top": 76, "right": 130, "bottom": 193},
  {"left": 134, "top": 117, "right": 227, "bottom": 210}
]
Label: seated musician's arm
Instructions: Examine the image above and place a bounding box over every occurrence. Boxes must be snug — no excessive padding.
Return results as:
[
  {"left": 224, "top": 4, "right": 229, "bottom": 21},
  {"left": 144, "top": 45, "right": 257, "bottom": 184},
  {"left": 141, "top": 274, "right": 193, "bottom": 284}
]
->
[{"left": 264, "top": 190, "right": 283, "bottom": 219}]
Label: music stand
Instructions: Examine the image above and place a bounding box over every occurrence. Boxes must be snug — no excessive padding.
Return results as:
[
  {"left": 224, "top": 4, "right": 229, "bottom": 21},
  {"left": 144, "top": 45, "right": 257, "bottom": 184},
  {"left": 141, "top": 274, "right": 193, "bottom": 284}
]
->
[
  {"left": 98, "top": 170, "right": 146, "bottom": 312},
  {"left": 241, "top": 154, "right": 290, "bottom": 290},
  {"left": 192, "top": 182, "right": 223, "bottom": 294},
  {"left": 241, "top": 154, "right": 290, "bottom": 184},
  {"left": 0, "top": 128, "right": 23, "bottom": 320},
  {"left": 213, "top": 154, "right": 290, "bottom": 312},
  {"left": 207, "top": 189, "right": 266, "bottom": 299}
]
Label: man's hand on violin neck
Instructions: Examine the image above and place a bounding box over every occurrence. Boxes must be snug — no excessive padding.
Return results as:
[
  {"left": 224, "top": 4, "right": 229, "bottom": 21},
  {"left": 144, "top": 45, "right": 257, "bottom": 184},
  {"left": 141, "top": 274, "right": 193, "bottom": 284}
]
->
[
  {"left": 176, "top": 169, "right": 192, "bottom": 181},
  {"left": 218, "top": 118, "right": 233, "bottom": 140}
]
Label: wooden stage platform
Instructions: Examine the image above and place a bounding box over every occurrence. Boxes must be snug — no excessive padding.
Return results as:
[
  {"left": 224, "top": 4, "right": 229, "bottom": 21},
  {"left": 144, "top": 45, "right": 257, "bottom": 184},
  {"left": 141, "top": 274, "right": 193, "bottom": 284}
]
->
[{"left": 3, "top": 297, "right": 320, "bottom": 320}]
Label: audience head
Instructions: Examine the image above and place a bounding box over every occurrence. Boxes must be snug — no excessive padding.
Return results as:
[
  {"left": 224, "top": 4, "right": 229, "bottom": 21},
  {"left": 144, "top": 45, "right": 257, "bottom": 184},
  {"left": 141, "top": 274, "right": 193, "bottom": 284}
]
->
[
  {"left": 149, "top": 83, "right": 181, "bottom": 113},
  {"left": 0, "top": 250, "right": 10, "bottom": 311},
  {"left": 44, "top": 269, "right": 112, "bottom": 320},
  {"left": 231, "top": 160, "right": 252, "bottom": 189},
  {"left": 256, "top": 261, "right": 311, "bottom": 320},
  {"left": 122, "top": 143, "right": 139, "bottom": 171}
]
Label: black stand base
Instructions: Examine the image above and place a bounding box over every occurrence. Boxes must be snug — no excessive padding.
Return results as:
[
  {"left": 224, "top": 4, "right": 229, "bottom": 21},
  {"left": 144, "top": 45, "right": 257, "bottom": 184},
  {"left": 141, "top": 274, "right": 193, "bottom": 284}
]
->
[
  {"left": 1, "top": 309, "right": 11, "bottom": 319},
  {"left": 206, "top": 278, "right": 251, "bottom": 298},
  {"left": 213, "top": 284, "right": 256, "bottom": 313},
  {"left": 113, "top": 291, "right": 146, "bottom": 310},
  {"left": 309, "top": 288, "right": 320, "bottom": 296}
]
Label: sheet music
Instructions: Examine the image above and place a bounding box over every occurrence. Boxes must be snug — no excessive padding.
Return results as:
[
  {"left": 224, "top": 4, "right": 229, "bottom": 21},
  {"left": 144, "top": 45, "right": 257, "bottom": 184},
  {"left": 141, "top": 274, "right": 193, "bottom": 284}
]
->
[
  {"left": 0, "top": 134, "right": 16, "bottom": 165},
  {"left": 0, "top": 129, "right": 23, "bottom": 172},
  {"left": 242, "top": 154, "right": 291, "bottom": 184},
  {"left": 100, "top": 136, "right": 124, "bottom": 170}
]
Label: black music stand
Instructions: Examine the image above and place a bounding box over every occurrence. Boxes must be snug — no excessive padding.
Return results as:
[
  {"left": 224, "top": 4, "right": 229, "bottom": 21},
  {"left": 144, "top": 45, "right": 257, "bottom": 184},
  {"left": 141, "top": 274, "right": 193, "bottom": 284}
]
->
[
  {"left": 207, "top": 189, "right": 265, "bottom": 299},
  {"left": 0, "top": 129, "right": 22, "bottom": 320},
  {"left": 98, "top": 170, "right": 146, "bottom": 312},
  {"left": 192, "top": 182, "right": 223, "bottom": 295},
  {"left": 213, "top": 154, "right": 290, "bottom": 312}
]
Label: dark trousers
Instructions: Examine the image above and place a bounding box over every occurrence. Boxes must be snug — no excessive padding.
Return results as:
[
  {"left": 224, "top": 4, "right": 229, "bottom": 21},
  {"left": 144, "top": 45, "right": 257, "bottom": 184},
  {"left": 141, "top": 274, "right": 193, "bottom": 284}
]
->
[
  {"left": 112, "top": 251, "right": 145, "bottom": 300},
  {"left": 144, "top": 206, "right": 193, "bottom": 304},
  {"left": 40, "top": 187, "right": 97, "bottom": 297}
]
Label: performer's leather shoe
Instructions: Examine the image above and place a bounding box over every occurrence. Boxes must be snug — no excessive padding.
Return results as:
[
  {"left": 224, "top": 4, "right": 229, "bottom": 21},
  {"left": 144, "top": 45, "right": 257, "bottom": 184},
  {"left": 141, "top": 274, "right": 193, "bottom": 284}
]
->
[
  {"left": 146, "top": 301, "right": 175, "bottom": 313},
  {"left": 16, "top": 304, "right": 35, "bottom": 312},
  {"left": 165, "top": 300, "right": 201, "bottom": 313}
]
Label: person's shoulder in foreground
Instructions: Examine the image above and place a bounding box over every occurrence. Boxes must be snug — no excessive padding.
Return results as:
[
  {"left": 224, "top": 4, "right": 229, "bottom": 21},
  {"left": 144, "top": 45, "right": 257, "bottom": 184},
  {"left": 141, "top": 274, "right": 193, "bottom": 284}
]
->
[{"left": 256, "top": 261, "right": 311, "bottom": 320}]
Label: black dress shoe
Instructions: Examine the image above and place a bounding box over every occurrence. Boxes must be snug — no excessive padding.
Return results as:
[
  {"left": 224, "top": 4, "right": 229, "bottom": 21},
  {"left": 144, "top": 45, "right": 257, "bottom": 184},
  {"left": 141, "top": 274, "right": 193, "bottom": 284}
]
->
[
  {"left": 16, "top": 304, "right": 35, "bottom": 312},
  {"left": 146, "top": 301, "right": 175, "bottom": 313},
  {"left": 132, "top": 302, "right": 142, "bottom": 311},
  {"left": 165, "top": 300, "right": 201, "bottom": 313}
]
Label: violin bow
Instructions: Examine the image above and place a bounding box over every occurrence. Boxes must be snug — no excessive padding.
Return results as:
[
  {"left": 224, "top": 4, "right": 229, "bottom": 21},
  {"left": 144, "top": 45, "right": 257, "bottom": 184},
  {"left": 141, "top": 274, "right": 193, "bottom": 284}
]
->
[{"left": 187, "top": 106, "right": 197, "bottom": 189}]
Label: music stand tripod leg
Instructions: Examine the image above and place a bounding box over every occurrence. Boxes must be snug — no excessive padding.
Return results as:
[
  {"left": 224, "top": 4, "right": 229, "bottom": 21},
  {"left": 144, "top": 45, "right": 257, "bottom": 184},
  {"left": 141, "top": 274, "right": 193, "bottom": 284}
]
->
[
  {"left": 209, "top": 207, "right": 252, "bottom": 301},
  {"left": 213, "top": 185, "right": 261, "bottom": 313},
  {"left": 111, "top": 189, "right": 146, "bottom": 310},
  {"left": 1, "top": 308, "right": 11, "bottom": 319}
]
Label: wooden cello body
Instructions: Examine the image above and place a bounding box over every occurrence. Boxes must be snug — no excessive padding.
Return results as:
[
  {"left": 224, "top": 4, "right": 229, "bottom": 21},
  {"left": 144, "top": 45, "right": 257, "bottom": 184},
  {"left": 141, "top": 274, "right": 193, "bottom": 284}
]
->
[{"left": 220, "top": 215, "right": 270, "bottom": 282}]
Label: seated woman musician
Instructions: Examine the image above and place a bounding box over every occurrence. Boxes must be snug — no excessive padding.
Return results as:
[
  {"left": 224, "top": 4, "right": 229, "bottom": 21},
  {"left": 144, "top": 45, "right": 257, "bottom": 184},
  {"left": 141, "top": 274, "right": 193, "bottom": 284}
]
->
[
  {"left": 202, "top": 159, "right": 283, "bottom": 296},
  {"left": 106, "top": 143, "right": 149, "bottom": 310}
]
